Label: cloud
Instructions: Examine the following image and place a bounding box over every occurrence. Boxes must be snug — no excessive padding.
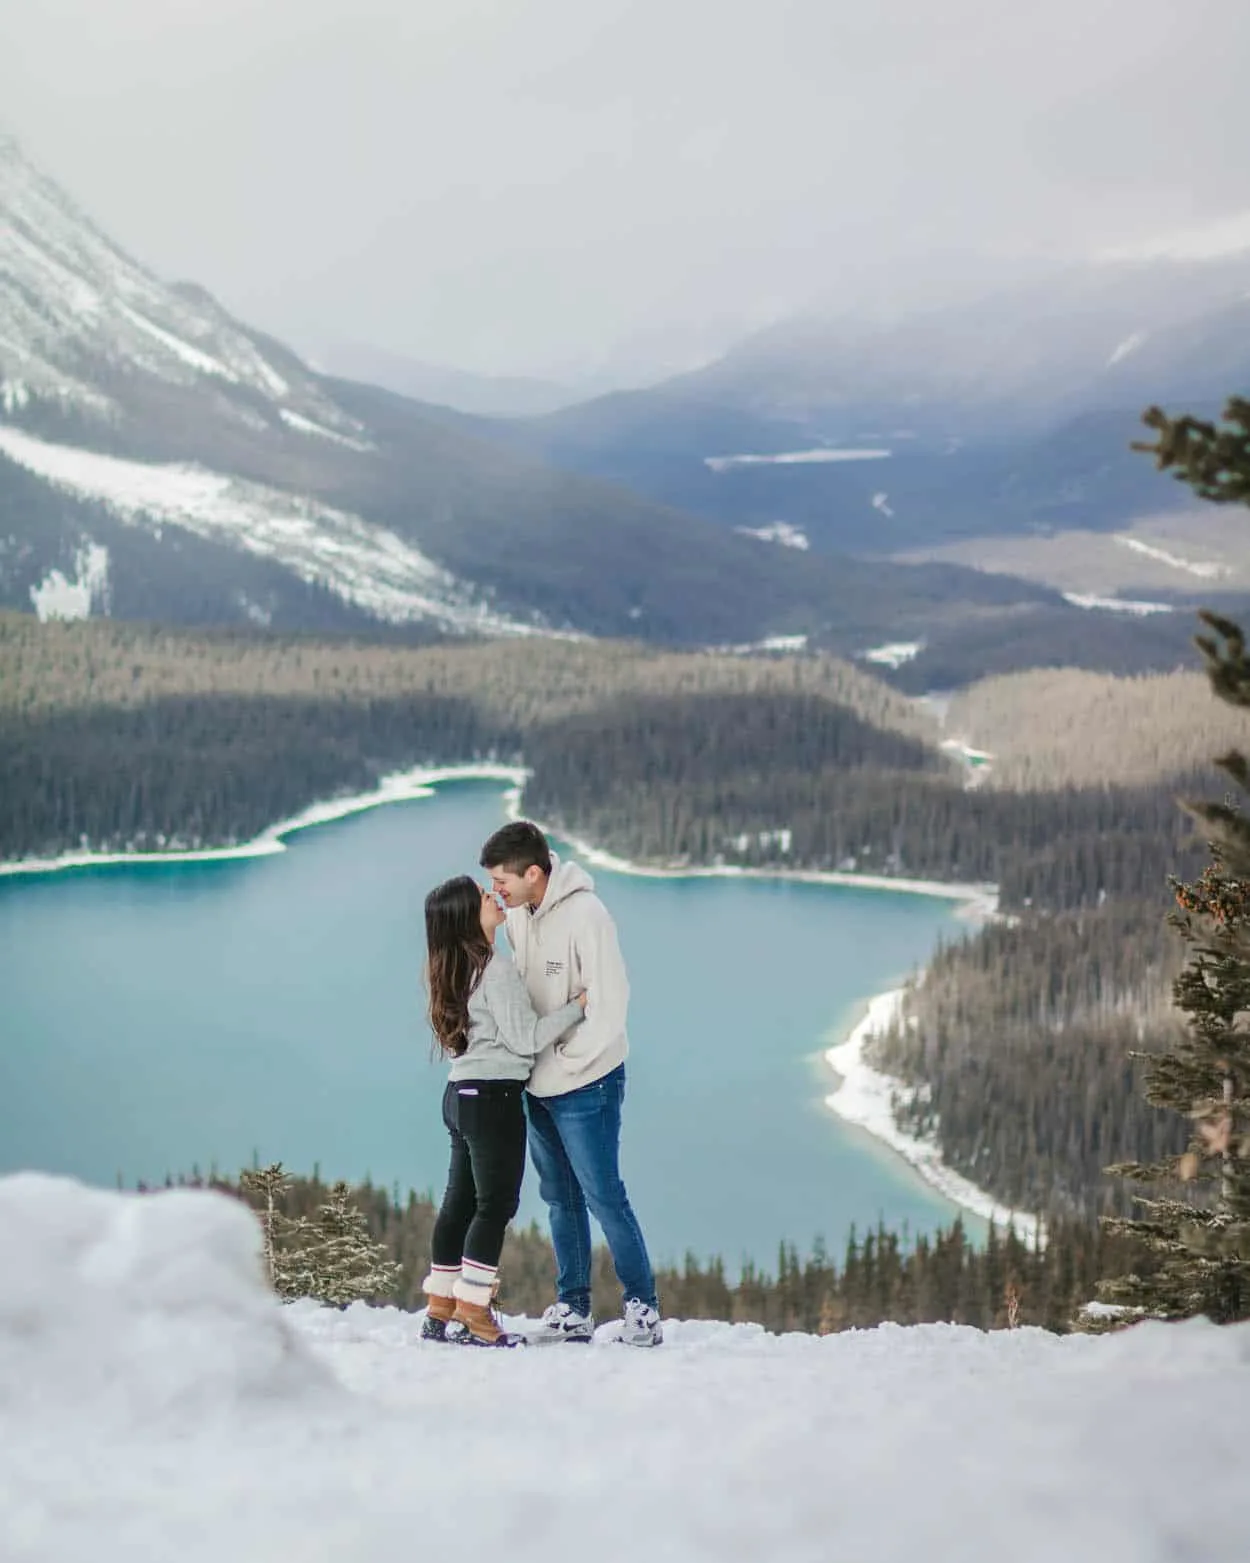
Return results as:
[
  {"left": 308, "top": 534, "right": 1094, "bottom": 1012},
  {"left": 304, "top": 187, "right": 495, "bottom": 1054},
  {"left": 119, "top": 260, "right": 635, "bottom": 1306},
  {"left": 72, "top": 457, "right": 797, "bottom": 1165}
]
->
[{"left": 2, "top": 0, "right": 1247, "bottom": 378}]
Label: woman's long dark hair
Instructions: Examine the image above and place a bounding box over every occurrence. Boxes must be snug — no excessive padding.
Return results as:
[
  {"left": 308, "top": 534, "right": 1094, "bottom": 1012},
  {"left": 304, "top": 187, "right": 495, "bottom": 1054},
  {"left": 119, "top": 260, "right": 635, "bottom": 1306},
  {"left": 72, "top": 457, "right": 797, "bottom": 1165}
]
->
[{"left": 425, "top": 875, "right": 493, "bottom": 1058}]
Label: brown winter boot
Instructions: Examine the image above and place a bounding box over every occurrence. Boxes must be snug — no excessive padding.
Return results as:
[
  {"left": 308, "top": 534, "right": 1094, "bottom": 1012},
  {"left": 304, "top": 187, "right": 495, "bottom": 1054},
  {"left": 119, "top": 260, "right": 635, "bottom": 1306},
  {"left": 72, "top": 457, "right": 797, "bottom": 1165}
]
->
[{"left": 452, "top": 1276, "right": 526, "bottom": 1348}]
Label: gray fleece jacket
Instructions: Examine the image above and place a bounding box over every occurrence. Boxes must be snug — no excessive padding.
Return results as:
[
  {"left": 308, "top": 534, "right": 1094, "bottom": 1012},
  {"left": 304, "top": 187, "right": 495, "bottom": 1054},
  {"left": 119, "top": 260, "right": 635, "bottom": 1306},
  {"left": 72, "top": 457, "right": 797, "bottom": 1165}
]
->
[
  {"left": 447, "top": 950, "right": 585, "bottom": 1083},
  {"left": 504, "top": 854, "right": 630, "bottom": 1098}
]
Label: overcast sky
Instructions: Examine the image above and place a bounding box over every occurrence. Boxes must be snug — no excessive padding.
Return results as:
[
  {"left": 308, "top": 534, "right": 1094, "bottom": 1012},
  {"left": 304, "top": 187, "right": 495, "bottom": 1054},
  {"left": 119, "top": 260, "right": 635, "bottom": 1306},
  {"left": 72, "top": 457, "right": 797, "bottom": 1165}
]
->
[{"left": 2, "top": 0, "right": 1248, "bottom": 380}]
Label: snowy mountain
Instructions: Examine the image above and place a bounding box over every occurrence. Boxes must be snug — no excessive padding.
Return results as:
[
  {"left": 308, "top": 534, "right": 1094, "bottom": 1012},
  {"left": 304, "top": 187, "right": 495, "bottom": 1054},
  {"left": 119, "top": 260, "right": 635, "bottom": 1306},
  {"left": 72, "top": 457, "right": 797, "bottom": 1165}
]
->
[
  {"left": 5, "top": 1171, "right": 1250, "bottom": 1563},
  {"left": 0, "top": 131, "right": 1047, "bottom": 648},
  {"left": 0, "top": 131, "right": 544, "bottom": 636},
  {"left": 0, "top": 131, "right": 354, "bottom": 434},
  {"left": 485, "top": 256, "right": 1250, "bottom": 563},
  {"left": 674, "top": 258, "right": 1250, "bottom": 437}
]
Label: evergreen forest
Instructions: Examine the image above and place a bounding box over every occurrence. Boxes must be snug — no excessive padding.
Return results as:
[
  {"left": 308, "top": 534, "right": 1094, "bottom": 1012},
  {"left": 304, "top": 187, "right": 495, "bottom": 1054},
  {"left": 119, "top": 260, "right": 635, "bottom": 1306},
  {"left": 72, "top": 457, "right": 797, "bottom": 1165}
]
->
[{"left": 175, "top": 1168, "right": 1149, "bottom": 1336}]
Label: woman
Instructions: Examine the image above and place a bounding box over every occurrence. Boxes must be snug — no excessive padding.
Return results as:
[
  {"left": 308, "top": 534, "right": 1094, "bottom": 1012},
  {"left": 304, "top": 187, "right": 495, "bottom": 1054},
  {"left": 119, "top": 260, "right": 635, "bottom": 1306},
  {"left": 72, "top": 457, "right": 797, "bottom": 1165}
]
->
[{"left": 420, "top": 875, "right": 587, "bottom": 1347}]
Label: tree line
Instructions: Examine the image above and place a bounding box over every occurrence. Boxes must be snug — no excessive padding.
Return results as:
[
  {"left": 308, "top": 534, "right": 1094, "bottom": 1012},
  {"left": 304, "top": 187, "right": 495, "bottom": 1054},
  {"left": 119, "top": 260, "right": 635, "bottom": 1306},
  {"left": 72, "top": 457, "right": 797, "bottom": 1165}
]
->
[
  {"left": 2, "top": 674, "right": 1204, "bottom": 919},
  {"left": 164, "top": 1168, "right": 1151, "bottom": 1336},
  {"left": 522, "top": 693, "right": 1205, "bottom": 911}
]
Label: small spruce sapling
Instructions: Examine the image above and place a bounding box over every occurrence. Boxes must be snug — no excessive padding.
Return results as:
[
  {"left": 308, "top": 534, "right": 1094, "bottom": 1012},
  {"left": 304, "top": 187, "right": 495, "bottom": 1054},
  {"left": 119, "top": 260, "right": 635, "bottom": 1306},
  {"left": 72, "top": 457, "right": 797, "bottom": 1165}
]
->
[
  {"left": 301, "top": 1181, "right": 401, "bottom": 1308},
  {"left": 238, "top": 1164, "right": 399, "bottom": 1306}
]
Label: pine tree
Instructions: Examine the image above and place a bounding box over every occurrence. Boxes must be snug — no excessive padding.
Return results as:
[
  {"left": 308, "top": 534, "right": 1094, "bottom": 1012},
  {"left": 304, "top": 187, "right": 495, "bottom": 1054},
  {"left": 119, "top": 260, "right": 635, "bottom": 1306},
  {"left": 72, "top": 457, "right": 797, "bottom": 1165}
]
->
[
  {"left": 1136, "top": 397, "right": 1250, "bottom": 897},
  {"left": 238, "top": 1162, "right": 319, "bottom": 1299},
  {"left": 1096, "top": 845, "right": 1250, "bottom": 1323},
  {"left": 1087, "top": 396, "right": 1250, "bottom": 1326}
]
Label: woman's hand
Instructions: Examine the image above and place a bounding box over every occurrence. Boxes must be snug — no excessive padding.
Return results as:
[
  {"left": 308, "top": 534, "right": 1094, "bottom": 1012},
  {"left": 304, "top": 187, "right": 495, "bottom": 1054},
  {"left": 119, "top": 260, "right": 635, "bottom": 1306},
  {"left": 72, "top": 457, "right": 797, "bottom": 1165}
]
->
[
  {"left": 575, "top": 990, "right": 589, "bottom": 1011},
  {"left": 479, "top": 885, "right": 506, "bottom": 938}
]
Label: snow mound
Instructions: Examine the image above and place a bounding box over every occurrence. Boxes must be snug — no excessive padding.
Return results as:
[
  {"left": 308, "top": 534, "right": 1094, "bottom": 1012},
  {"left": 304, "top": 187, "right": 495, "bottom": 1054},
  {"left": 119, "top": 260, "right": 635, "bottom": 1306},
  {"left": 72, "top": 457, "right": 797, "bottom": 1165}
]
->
[
  {"left": 0, "top": 1174, "right": 330, "bottom": 1424},
  {"left": 4, "top": 1174, "right": 1250, "bottom": 1561}
]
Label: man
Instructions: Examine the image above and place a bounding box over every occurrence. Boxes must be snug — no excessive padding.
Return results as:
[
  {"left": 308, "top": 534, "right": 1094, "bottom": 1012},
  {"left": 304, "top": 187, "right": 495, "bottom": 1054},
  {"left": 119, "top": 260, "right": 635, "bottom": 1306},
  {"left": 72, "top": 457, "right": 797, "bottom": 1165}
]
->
[{"left": 479, "top": 819, "right": 661, "bottom": 1347}]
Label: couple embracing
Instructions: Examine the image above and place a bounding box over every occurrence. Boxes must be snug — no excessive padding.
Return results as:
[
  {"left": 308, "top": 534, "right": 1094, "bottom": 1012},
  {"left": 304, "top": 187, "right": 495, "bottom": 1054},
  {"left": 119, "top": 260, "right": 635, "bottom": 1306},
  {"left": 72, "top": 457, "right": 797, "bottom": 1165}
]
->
[{"left": 419, "top": 820, "right": 661, "bottom": 1349}]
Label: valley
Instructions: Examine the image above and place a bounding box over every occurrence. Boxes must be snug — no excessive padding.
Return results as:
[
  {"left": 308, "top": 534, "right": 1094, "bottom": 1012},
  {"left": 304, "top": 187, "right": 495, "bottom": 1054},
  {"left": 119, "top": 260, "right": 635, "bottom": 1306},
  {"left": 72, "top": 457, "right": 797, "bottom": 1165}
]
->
[
  {"left": 1, "top": 609, "right": 1232, "bottom": 1234},
  {"left": 2, "top": 101, "right": 1248, "bottom": 1319}
]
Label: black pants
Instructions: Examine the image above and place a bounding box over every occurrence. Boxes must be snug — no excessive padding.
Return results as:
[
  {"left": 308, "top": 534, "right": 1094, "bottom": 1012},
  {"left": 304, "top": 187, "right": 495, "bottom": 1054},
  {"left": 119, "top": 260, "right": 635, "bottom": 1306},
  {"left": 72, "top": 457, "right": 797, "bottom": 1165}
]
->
[{"left": 430, "top": 1079, "right": 527, "bottom": 1270}]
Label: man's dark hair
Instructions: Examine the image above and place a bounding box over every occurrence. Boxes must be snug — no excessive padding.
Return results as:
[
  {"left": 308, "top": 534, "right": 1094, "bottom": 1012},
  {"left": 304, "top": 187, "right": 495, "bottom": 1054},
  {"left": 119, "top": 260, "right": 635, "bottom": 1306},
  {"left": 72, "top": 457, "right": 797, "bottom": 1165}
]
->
[{"left": 480, "top": 820, "right": 552, "bottom": 876}]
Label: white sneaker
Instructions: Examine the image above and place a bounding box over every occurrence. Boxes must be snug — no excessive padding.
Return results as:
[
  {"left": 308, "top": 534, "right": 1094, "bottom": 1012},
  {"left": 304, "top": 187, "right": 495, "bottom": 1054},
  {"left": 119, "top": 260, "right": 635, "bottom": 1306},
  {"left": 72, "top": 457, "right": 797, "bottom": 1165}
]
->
[
  {"left": 618, "top": 1298, "right": 663, "bottom": 1348},
  {"left": 537, "top": 1302, "right": 595, "bottom": 1344}
]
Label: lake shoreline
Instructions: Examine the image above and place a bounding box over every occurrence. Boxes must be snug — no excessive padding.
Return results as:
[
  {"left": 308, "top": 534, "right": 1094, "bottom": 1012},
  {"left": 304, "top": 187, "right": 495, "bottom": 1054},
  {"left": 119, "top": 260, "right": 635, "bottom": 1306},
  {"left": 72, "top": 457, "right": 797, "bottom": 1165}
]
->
[
  {"left": 1, "top": 762, "right": 999, "bottom": 917},
  {"left": 0, "top": 763, "right": 528, "bottom": 879},
  {"left": 824, "top": 989, "right": 1040, "bottom": 1245},
  {"left": 2, "top": 761, "right": 1014, "bottom": 1238}
]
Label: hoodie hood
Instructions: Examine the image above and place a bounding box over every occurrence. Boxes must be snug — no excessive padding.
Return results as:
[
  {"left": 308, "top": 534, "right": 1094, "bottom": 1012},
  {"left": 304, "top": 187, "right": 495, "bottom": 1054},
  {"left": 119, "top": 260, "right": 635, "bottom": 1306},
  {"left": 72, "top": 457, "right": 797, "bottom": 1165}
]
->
[{"left": 532, "top": 852, "right": 594, "bottom": 920}]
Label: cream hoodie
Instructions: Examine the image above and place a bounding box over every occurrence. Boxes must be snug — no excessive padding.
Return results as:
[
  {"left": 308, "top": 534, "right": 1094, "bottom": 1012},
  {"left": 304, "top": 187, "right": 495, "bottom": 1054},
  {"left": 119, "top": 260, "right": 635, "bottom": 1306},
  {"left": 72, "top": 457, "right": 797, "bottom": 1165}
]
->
[{"left": 505, "top": 854, "right": 629, "bottom": 1098}]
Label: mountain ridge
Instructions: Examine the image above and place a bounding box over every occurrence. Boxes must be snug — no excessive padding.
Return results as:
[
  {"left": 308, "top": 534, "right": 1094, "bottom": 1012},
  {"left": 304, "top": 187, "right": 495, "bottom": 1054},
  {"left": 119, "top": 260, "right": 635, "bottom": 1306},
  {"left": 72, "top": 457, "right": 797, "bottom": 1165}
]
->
[{"left": 0, "top": 131, "right": 1050, "bottom": 649}]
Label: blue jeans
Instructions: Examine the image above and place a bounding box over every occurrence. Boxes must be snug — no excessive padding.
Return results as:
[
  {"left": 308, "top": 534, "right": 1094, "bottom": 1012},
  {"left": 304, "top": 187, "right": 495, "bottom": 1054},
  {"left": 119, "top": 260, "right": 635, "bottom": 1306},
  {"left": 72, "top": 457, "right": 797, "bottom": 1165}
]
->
[{"left": 526, "top": 1065, "right": 657, "bottom": 1315}]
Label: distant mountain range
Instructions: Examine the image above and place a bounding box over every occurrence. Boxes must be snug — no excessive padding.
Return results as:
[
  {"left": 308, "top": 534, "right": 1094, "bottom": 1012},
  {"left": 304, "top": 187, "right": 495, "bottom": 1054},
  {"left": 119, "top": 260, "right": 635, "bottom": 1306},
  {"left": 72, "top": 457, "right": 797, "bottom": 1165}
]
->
[
  {"left": 4, "top": 126, "right": 1247, "bottom": 683},
  {"left": 475, "top": 258, "right": 1250, "bottom": 558},
  {"left": 0, "top": 130, "right": 1051, "bottom": 652}
]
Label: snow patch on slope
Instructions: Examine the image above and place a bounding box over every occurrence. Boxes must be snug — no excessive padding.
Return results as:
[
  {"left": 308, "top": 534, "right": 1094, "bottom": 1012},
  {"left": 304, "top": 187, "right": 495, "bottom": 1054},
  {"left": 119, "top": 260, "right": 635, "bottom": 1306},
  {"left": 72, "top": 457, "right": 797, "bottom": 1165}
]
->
[
  {"left": 707, "top": 447, "right": 891, "bottom": 471},
  {"left": 1062, "top": 591, "right": 1174, "bottom": 616},
  {"left": 860, "top": 640, "right": 923, "bottom": 668},
  {"left": 279, "top": 408, "right": 374, "bottom": 452},
  {"left": 116, "top": 303, "right": 241, "bottom": 383},
  {"left": 1, "top": 377, "right": 30, "bottom": 412},
  {"left": 1106, "top": 331, "right": 1147, "bottom": 367},
  {"left": 1115, "top": 535, "right": 1228, "bottom": 578},
  {"left": 716, "top": 633, "right": 810, "bottom": 655},
  {"left": 735, "top": 520, "right": 810, "bottom": 549},
  {"left": 29, "top": 540, "right": 109, "bottom": 620},
  {"left": 0, "top": 425, "right": 549, "bottom": 636}
]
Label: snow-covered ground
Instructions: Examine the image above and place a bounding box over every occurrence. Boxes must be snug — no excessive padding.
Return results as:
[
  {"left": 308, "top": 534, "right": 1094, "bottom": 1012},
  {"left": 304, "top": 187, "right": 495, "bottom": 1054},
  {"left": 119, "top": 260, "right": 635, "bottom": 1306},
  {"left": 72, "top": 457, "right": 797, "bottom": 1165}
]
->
[{"left": 4, "top": 1173, "right": 1249, "bottom": 1563}]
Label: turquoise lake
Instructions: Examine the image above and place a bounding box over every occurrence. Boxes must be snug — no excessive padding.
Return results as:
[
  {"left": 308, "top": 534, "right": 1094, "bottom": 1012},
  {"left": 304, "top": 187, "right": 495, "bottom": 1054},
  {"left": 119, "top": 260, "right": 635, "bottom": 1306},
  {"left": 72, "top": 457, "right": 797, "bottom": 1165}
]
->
[{"left": 0, "top": 779, "right": 981, "bottom": 1269}]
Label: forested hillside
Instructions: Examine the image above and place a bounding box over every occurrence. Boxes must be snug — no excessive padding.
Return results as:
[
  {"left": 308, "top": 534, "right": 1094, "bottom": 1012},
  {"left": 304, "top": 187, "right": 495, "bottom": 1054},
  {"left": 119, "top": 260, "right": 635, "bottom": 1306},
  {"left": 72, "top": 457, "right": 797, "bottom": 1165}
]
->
[
  {"left": 867, "top": 899, "right": 1187, "bottom": 1219},
  {"left": 885, "top": 602, "right": 1204, "bottom": 693},
  {"left": 947, "top": 667, "right": 1247, "bottom": 789},
  {"left": 1, "top": 614, "right": 1205, "bottom": 918},
  {"left": 0, "top": 613, "right": 929, "bottom": 730}
]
